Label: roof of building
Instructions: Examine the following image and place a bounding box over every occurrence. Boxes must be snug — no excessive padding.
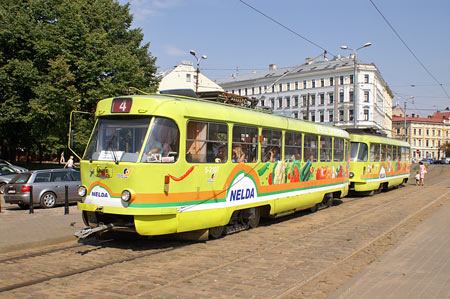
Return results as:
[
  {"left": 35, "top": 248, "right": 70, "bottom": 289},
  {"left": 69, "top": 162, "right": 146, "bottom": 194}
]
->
[
  {"left": 215, "top": 54, "right": 372, "bottom": 85},
  {"left": 392, "top": 111, "right": 450, "bottom": 124}
]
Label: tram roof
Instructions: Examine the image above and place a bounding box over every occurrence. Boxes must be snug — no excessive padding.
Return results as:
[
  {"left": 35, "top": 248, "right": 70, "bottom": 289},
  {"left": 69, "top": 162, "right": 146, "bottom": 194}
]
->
[
  {"left": 96, "top": 94, "right": 349, "bottom": 138},
  {"left": 349, "top": 133, "right": 410, "bottom": 147}
]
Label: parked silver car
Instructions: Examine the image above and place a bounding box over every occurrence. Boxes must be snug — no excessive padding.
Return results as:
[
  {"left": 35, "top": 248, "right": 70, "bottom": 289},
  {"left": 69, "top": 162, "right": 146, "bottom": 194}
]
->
[
  {"left": 4, "top": 169, "right": 81, "bottom": 209},
  {"left": 0, "top": 164, "right": 19, "bottom": 193},
  {"left": 0, "top": 159, "right": 28, "bottom": 173}
]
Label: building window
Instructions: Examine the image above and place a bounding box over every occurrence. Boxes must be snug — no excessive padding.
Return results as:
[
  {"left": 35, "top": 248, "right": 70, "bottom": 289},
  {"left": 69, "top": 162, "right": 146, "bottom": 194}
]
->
[
  {"left": 279, "top": 84, "right": 283, "bottom": 92},
  {"left": 272, "top": 85, "right": 275, "bottom": 93},
  {"left": 350, "top": 74, "right": 354, "bottom": 84},
  {"left": 329, "top": 111, "right": 333, "bottom": 122},
  {"left": 312, "top": 80, "right": 316, "bottom": 88},
  {"left": 321, "top": 78, "right": 324, "bottom": 87},
  {"left": 294, "top": 112, "right": 298, "bottom": 118},
  {"left": 426, "top": 129, "right": 429, "bottom": 136},
  {"left": 349, "top": 91, "right": 354, "bottom": 102},
  {"left": 302, "top": 95, "right": 307, "bottom": 107},
  {"left": 286, "top": 82, "right": 290, "bottom": 91},
  {"left": 319, "top": 93, "right": 325, "bottom": 105},
  {"left": 319, "top": 111, "right": 324, "bottom": 122},
  {"left": 330, "top": 77, "right": 334, "bottom": 86},
  {"left": 364, "top": 91, "right": 370, "bottom": 102},
  {"left": 277, "top": 97, "right": 282, "bottom": 108},
  {"left": 251, "top": 87, "right": 255, "bottom": 95},
  {"left": 339, "top": 110, "right": 344, "bottom": 121},
  {"left": 245, "top": 88, "right": 248, "bottom": 96},
  {"left": 419, "top": 128, "right": 422, "bottom": 135},
  {"left": 340, "top": 76, "right": 344, "bottom": 85},
  {"left": 238, "top": 89, "right": 241, "bottom": 95},
  {"left": 295, "top": 81, "right": 299, "bottom": 90},
  {"left": 286, "top": 97, "right": 290, "bottom": 108},
  {"left": 426, "top": 140, "right": 429, "bottom": 147},
  {"left": 270, "top": 98, "right": 275, "bottom": 108},
  {"left": 329, "top": 93, "right": 334, "bottom": 104},
  {"left": 349, "top": 109, "right": 354, "bottom": 121},
  {"left": 311, "top": 94, "right": 316, "bottom": 106},
  {"left": 311, "top": 111, "right": 315, "bottom": 122},
  {"left": 294, "top": 96, "right": 299, "bottom": 107},
  {"left": 339, "top": 91, "right": 344, "bottom": 103},
  {"left": 432, "top": 129, "right": 435, "bottom": 136},
  {"left": 364, "top": 74, "right": 369, "bottom": 83},
  {"left": 303, "top": 80, "right": 307, "bottom": 89},
  {"left": 414, "top": 128, "right": 416, "bottom": 135},
  {"left": 364, "top": 109, "right": 369, "bottom": 121},
  {"left": 186, "top": 74, "right": 192, "bottom": 82}
]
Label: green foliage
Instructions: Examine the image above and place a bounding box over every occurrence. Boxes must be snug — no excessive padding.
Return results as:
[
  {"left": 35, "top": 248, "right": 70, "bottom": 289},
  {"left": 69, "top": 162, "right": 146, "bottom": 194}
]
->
[{"left": 0, "top": 0, "right": 158, "bottom": 160}]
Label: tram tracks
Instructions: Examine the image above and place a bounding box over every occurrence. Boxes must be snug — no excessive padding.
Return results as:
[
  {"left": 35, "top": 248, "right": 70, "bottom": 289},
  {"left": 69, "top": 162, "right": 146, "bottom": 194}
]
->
[
  {"left": 133, "top": 175, "right": 450, "bottom": 297},
  {"left": 1, "top": 170, "right": 447, "bottom": 296}
]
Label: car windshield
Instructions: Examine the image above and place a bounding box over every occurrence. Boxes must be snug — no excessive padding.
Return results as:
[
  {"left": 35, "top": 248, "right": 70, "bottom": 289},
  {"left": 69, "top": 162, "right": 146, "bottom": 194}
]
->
[
  {"left": 9, "top": 173, "right": 31, "bottom": 183},
  {"left": 83, "top": 117, "right": 151, "bottom": 162},
  {"left": 0, "top": 165, "right": 16, "bottom": 176}
]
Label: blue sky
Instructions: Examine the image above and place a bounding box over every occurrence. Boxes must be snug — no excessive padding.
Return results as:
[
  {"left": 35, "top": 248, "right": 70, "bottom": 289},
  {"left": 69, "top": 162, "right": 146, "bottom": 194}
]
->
[{"left": 119, "top": 0, "right": 450, "bottom": 117}]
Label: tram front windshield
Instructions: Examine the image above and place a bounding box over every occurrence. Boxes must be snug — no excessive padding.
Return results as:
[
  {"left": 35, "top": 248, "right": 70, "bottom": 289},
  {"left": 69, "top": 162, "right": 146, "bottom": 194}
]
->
[
  {"left": 83, "top": 117, "right": 150, "bottom": 163},
  {"left": 350, "top": 142, "right": 368, "bottom": 162}
]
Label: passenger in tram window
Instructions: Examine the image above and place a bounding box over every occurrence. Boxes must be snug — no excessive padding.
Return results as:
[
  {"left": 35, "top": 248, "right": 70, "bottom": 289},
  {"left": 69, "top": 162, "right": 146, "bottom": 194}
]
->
[
  {"left": 269, "top": 146, "right": 280, "bottom": 162},
  {"left": 232, "top": 144, "right": 246, "bottom": 163},
  {"left": 215, "top": 146, "right": 227, "bottom": 163}
]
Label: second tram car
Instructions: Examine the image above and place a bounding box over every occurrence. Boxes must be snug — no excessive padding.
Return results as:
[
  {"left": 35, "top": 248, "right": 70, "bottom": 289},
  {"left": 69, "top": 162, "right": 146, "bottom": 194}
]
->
[
  {"left": 75, "top": 94, "right": 351, "bottom": 238},
  {"left": 349, "top": 134, "right": 410, "bottom": 193}
]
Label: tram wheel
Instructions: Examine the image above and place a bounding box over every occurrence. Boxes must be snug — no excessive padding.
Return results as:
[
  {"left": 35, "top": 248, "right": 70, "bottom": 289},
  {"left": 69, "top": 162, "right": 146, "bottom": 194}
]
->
[
  {"left": 208, "top": 226, "right": 225, "bottom": 239},
  {"left": 310, "top": 204, "right": 318, "bottom": 213},
  {"left": 324, "top": 193, "right": 334, "bottom": 207},
  {"left": 247, "top": 207, "right": 261, "bottom": 229}
]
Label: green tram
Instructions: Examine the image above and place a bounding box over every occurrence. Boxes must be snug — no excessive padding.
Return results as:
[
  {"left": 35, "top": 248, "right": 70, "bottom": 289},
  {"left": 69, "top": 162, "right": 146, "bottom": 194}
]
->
[
  {"left": 349, "top": 134, "right": 411, "bottom": 193},
  {"left": 74, "top": 93, "right": 351, "bottom": 239}
]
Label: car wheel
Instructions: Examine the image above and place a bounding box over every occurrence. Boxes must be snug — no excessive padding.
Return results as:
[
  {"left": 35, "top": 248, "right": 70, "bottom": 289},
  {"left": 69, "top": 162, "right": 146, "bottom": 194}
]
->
[
  {"left": 0, "top": 183, "right": 5, "bottom": 194},
  {"left": 40, "top": 192, "right": 57, "bottom": 209}
]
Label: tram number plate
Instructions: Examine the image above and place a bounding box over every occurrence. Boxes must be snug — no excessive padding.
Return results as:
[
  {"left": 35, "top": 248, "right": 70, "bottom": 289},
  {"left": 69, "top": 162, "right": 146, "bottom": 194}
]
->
[{"left": 111, "top": 98, "right": 132, "bottom": 113}]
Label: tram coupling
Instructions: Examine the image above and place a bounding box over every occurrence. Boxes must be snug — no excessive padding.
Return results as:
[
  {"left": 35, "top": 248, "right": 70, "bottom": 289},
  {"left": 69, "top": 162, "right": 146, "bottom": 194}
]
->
[{"left": 74, "top": 223, "right": 115, "bottom": 239}]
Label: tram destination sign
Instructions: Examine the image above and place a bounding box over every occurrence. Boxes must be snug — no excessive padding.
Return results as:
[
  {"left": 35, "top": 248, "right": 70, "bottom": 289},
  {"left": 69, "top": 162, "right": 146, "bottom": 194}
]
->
[{"left": 111, "top": 97, "right": 132, "bottom": 113}]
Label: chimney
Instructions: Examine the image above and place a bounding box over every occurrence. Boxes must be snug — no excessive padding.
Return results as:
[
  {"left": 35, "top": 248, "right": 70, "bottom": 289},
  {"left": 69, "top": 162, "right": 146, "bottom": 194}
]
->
[
  {"left": 412, "top": 113, "right": 415, "bottom": 117},
  {"left": 269, "top": 64, "right": 277, "bottom": 71}
]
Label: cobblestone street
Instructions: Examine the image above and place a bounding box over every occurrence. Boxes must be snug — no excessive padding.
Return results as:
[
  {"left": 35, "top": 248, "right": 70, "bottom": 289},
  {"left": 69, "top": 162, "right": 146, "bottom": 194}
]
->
[{"left": 1, "top": 166, "right": 449, "bottom": 298}]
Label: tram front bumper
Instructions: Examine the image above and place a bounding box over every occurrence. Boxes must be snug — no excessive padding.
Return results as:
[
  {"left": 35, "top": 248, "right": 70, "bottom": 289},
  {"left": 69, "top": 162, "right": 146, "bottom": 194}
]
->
[{"left": 77, "top": 202, "right": 178, "bottom": 215}]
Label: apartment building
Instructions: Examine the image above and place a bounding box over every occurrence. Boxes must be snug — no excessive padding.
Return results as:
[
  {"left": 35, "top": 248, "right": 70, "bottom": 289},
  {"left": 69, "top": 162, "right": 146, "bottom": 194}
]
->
[
  {"left": 392, "top": 108, "right": 450, "bottom": 160},
  {"left": 216, "top": 54, "right": 393, "bottom": 136}
]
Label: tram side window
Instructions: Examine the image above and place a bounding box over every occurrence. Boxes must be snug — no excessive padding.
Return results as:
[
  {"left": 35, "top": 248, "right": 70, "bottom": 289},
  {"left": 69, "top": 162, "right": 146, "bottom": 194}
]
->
[
  {"left": 141, "top": 117, "right": 180, "bottom": 163},
  {"left": 320, "top": 136, "right": 332, "bottom": 162},
  {"left": 381, "top": 144, "right": 390, "bottom": 162},
  {"left": 303, "top": 134, "right": 318, "bottom": 162},
  {"left": 405, "top": 147, "right": 410, "bottom": 161},
  {"left": 261, "top": 129, "right": 282, "bottom": 162},
  {"left": 392, "top": 146, "right": 398, "bottom": 161},
  {"left": 370, "top": 143, "right": 380, "bottom": 162},
  {"left": 232, "top": 125, "right": 258, "bottom": 163},
  {"left": 285, "top": 131, "right": 302, "bottom": 161},
  {"left": 186, "top": 121, "right": 228, "bottom": 163},
  {"left": 334, "top": 138, "right": 345, "bottom": 162}
]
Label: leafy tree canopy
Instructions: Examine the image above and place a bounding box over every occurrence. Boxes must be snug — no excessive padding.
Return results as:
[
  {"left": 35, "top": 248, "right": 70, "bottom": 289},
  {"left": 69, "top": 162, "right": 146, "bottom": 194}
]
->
[{"left": 0, "top": 0, "right": 158, "bottom": 160}]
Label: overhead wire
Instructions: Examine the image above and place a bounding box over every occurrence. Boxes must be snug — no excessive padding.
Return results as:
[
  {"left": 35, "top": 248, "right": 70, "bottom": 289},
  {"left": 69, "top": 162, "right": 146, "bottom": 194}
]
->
[
  {"left": 239, "top": 0, "right": 335, "bottom": 57},
  {"left": 368, "top": 0, "right": 450, "bottom": 101}
]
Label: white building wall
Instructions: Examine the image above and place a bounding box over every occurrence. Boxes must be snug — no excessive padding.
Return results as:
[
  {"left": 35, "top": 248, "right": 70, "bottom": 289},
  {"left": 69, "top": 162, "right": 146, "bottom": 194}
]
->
[{"left": 217, "top": 58, "right": 392, "bottom": 136}]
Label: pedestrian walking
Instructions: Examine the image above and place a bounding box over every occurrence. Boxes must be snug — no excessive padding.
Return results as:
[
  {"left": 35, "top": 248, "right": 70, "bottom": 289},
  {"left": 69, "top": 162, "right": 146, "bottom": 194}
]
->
[
  {"left": 415, "top": 171, "right": 420, "bottom": 186},
  {"left": 419, "top": 161, "right": 427, "bottom": 186},
  {"left": 60, "top": 151, "right": 65, "bottom": 164},
  {"left": 64, "top": 156, "right": 74, "bottom": 168}
]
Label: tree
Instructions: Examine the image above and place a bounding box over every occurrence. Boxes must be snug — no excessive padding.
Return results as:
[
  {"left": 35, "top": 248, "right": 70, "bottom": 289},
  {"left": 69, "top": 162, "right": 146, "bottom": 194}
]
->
[{"left": 0, "top": 0, "right": 158, "bottom": 161}]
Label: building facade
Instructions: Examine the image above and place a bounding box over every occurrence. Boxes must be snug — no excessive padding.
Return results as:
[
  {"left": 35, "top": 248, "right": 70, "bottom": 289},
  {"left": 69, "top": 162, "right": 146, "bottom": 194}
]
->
[
  {"left": 157, "top": 61, "right": 223, "bottom": 93},
  {"left": 392, "top": 109, "right": 450, "bottom": 160},
  {"left": 216, "top": 54, "right": 393, "bottom": 136}
]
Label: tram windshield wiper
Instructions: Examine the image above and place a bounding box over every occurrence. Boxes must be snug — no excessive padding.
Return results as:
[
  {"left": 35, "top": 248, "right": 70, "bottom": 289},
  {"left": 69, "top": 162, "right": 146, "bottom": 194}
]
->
[{"left": 105, "top": 132, "right": 119, "bottom": 165}]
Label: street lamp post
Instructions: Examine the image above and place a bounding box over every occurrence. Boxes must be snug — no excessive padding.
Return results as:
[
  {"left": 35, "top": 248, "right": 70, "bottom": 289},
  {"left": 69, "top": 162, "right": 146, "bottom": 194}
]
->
[
  {"left": 340, "top": 42, "right": 372, "bottom": 128},
  {"left": 190, "top": 50, "right": 207, "bottom": 94}
]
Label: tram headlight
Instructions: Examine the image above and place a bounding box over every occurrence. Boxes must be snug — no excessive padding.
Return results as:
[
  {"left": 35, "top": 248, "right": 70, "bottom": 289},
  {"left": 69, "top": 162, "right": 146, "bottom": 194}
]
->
[
  {"left": 121, "top": 190, "right": 132, "bottom": 202},
  {"left": 78, "top": 186, "right": 87, "bottom": 197},
  {"left": 349, "top": 172, "right": 354, "bottom": 178}
]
